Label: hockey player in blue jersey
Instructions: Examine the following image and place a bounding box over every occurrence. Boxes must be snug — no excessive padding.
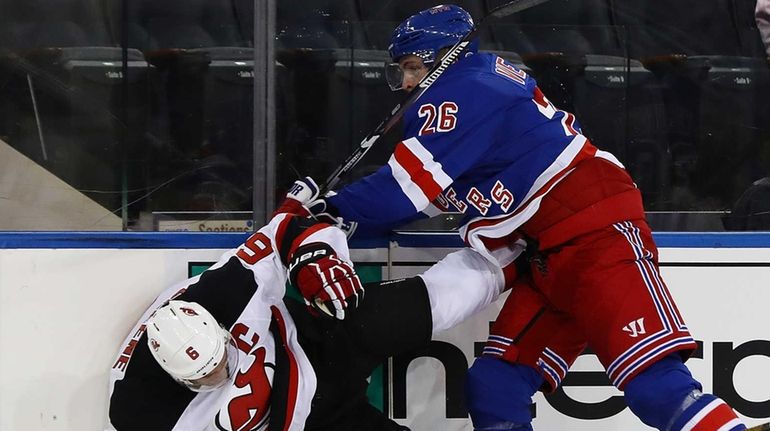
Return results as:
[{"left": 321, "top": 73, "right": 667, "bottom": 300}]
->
[{"left": 291, "top": 4, "right": 748, "bottom": 431}]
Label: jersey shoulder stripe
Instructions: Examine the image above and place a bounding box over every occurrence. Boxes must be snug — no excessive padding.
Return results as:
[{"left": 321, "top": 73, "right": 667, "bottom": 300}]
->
[
  {"left": 388, "top": 137, "right": 453, "bottom": 211},
  {"left": 275, "top": 214, "right": 332, "bottom": 265}
]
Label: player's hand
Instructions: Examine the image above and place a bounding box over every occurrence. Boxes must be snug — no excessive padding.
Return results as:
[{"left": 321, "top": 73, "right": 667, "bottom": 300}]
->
[
  {"left": 306, "top": 193, "right": 357, "bottom": 239},
  {"left": 273, "top": 176, "right": 321, "bottom": 217},
  {"left": 274, "top": 177, "right": 357, "bottom": 238},
  {"left": 289, "top": 244, "right": 365, "bottom": 320}
]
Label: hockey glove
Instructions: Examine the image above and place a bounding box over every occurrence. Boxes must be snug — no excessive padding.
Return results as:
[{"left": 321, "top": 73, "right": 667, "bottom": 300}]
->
[
  {"left": 288, "top": 243, "right": 364, "bottom": 320},
  {"left": 274, "top": 177, "right": 357, "bottom": 238},
  {"left": 273, "top": 176, "right": 321, "bottom": 217},
  {"left": 304, "top": 191, "right": 357, "bottom": 239}
]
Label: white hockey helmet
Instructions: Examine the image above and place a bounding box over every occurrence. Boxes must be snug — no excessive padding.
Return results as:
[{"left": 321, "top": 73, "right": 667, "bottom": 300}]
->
[{"left": 146, "top": 300, "right": 239, "bottom": 392}]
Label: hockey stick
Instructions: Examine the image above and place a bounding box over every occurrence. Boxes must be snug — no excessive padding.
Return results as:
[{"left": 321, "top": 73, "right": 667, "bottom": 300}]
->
[
  {"left": 320, "top": 0, "right": 552, "bottom": 193},
  {"left": 748, "top": 423, "right": 770, "bottom": 431}
]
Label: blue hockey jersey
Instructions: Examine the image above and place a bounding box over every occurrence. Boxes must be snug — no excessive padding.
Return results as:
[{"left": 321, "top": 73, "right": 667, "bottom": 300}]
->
[{"left": 328, "top": 52, "right": 619, "bottom": 257}]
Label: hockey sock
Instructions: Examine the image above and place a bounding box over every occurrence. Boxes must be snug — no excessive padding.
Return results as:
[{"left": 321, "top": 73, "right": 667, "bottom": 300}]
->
[
  {"left": 623, "top": 354, "right": 745, "bottom": 430},
  {"left": 465, "top": 356, "right": 543, "bottom": 431},
  {"left": 667, "top": 392, "right": 746, "bottom": 431}
]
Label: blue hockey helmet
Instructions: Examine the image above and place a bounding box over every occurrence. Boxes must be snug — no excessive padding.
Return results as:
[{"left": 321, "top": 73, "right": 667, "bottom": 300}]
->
[
  {"left": 385, "top": 5, "right": 478, "bottom": 90},
  {"left": 388, "top": 4, "right": 477, "bottom": 64}
]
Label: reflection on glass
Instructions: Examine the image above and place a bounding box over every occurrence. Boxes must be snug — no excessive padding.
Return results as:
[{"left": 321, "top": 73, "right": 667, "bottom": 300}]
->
[
  {"left": 0, "top": 0, "right": 255, "bottom": 231},
  {"left": 0, "top": 0, "right": 768, "bottom": 231}
]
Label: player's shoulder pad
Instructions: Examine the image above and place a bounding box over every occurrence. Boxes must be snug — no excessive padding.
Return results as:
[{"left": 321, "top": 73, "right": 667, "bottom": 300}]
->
[
  {"left": 286, "top": 242, "right": 335, "bottom": 282},
  {"left": 275, "top": 215, "right": 333, "bottom": 266}
]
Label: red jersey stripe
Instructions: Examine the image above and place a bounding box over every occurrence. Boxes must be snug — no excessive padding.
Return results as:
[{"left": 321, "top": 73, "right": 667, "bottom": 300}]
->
[
  {"left": 270, "top": 306, "right": 300, "bottom": 431},
  {"left": 688, "top": 401, "right": 740, "bottom": 431},
  {"left": 393, "top": 142, "right": 444, "bottom": 202},
  {"left": 287, "top": 223, "right": 331, "bottom": 259}
]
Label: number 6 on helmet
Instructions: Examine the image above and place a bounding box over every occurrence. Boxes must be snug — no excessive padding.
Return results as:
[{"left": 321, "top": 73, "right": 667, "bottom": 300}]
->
[{"left": 146, "top": 300, "right": 240, "bottom": 392}]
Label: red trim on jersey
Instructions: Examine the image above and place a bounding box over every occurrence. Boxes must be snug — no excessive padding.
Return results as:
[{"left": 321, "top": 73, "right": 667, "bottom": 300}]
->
[
  {"left": 270, "top": 306, "right": 300, "bottom": 431},
  {"left": 463, "top": 140, "right": 597, "bottom": 242},
  {"left": 612, "top": 336, "right": 696, "bottom": 390},
  {"left": 522, "top": 157, "right": 646, "bottom": 250},
  {"left": 393, "top": 142, "right": 443, "bottom": 202},
  {"left": 274, "top": 214, "right": 293, "bottom": 255},
  {"left": 533, "top": 87, "right": 549, "bottom": 109},
  {"left": 563, "top": 112, "right": 579, "bottom": 136},
  {"left": 495, "top": 57, "right": 527, "bottom": 86},
  {"left": 537, "top": 189, "right": 644, "bottom": 250},
  {"left": 539, "top": 355, "right": 567, "bottom": 384},
  {"left": 287, "top": 223, "right": 331, "bottom": 258},
  {"left": 540, "top": 367, "right": 561, "bottom": 394},
  {"left": 690, "top": 401, "right": 740, "bottom": 431}
]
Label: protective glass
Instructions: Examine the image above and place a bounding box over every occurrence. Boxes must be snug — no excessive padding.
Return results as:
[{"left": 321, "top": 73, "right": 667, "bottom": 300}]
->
[
  {"left": 179, "top": 331, "right": 240, "bottom": 393},
  {"left": 384, "top": 61, "right": 430, "bottom": 91}
]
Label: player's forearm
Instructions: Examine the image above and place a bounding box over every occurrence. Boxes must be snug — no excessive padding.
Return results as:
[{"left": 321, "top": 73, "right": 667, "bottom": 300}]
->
[{"left": 328, "top": 178, "right": 432, "bottom": 235}]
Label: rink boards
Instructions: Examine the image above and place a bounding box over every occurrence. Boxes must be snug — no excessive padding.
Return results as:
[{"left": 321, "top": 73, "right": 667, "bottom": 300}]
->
[{"left": 0, "top": 231, "right": 769, "bottom": 430}]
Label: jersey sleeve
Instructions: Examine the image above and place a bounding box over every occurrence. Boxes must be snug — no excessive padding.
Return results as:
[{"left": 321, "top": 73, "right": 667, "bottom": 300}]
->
[
  {"left": 268, "top": 213, "right": 353, "bottom": 265},
  {"left": 327, "top": 74, "right": 511, "bottom": 234},
  {"left": 108, "top": 332, "right": 195, "bottom": 431}
]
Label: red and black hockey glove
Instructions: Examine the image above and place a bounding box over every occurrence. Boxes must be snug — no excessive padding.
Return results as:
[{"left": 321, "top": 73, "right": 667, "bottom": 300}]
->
[{"left": 288, "top": 243, "right": 364, "bottom": 320}]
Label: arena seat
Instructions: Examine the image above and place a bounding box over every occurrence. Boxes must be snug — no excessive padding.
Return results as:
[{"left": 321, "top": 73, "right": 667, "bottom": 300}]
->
[
  {"left": 510, "top": 49, "right": 675, "bottom": 210},
  {"left": 277, "top": 0, "right": 362, "bottom": 49},
  {"left": 722, "top": 177, "right": 770, "bottom": 231},
  {"left": 642, "top": 54, "right": 770, "bottom": 211},
  {"left": 0, "top": 0, "right": 151, "bottom": 213},
  {"left": 488, "top": 0, "right": 620, "bottom": 57},
  {"left": 327, "top": 49, "right": 404, "bottom": 180},
  {"left": 572, "top": 55, "right": 671, "bottom": 209},
  {"left": 685, "top": 56, "right": 769, "bottom": 208},
  {"left": 610, "top": 0, "right": 765, "bottom": 59},
  {"left": 100, "top": 0, "right": 261, "bottom": 212},
  {"left": 275, "top": 0, "right": 375, "bottom": 187},
  {"left": 488, "top": 1, "right": 650, "bottom": 205}
]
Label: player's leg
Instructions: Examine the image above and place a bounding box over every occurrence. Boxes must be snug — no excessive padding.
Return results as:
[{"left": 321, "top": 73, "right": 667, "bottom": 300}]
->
[
  {"left": 301, "top": 247, "right": 506, "bottom": 430},
  {"left": 289, "top": 293, "right": 416, "bottom": 431},
  {"left": 465, "top": 279, "right": 585, "bottom": 430},
  {"left": 465, "top": 357, "right": 542, "bottom": 431},
  {"left": 342, "top": 275, "right": 433, "bottom": 359},
  {"left": 624, "top": 354, "right": 745, "bottom": 431},
  {"left": 344, "top": 247, "right": 507, "bottom": 358},
  {"left": 562, "top": 219, "right": 745, "bottom": 430}
]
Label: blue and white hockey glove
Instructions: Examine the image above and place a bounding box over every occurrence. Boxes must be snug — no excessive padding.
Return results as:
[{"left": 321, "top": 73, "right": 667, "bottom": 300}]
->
[
  {"left": 273, "top": 176, "right": 321, "bottom": 217},
  {"left": 275, "top": 177, "right": 357, "bottom": 238}
]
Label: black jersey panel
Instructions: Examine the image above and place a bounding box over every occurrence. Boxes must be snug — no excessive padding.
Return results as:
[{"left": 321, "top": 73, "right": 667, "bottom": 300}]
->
[
  {"left": 181, "top": 256, "right": 259, "bottom": 328},
  {"left": 109, "top": 332, "right": 194, "bottom": 430}
]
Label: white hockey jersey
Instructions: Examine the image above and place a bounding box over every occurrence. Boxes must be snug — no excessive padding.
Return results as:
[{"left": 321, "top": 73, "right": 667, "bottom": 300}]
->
[{"left": 106, "top": 213, "right": 353, "bottom": 431}]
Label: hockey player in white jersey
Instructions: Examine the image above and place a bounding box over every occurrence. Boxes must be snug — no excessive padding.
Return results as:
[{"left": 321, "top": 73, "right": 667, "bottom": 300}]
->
[{"left": 106, "top": 179, "right": 514, "bottom": 431}]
